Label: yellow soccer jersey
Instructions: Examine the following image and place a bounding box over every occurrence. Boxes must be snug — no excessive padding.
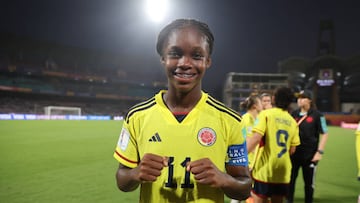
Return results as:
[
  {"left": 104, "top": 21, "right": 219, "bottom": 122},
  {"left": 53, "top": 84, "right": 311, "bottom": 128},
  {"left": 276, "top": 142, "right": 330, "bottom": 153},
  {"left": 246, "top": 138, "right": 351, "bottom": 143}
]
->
[
  {"left": 251, "top": 107, "right": 300, "bottom": 184},
  {"left": 241, "top": 113, "right": 257, "bottom": 168},
  {"left": 114, "top": 90, "right": 248, "bottom": 203}
]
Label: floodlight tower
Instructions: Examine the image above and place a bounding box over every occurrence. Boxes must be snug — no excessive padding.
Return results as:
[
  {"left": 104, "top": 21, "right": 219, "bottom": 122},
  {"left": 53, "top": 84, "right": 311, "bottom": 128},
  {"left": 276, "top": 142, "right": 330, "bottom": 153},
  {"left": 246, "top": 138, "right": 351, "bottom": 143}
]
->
[
  {"left": 317, "top": 20, "right": 336, "bottom": 56},
  {"left": 311, "top": 19, "right": 340, "bottom": 112}
]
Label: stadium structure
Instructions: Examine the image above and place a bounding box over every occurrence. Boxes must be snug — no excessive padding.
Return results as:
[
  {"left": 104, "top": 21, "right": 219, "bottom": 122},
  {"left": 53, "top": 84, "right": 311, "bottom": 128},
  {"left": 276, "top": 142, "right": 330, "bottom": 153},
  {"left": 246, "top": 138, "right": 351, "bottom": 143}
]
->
[
  {"left": 0, "top": 19, "right": 359, "bottom": 120},
  {"left": 223, "top": 72, "right": 289, "bottom": 112},
  {"left": 224, "top": 20, "right": 360, "bottom": 115},
  {"left": 278, "top": 20, "right": 360, "bottom": 113},
  {"left": 0, "top": 33, "right": 166, "bottom": 118}
]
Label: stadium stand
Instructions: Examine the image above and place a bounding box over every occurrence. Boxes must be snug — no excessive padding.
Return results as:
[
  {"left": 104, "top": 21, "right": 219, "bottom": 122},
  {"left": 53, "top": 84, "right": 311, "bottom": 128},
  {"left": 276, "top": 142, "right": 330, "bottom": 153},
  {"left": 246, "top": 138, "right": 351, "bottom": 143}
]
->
[{"left": 0, "top": 33, "right": 166, "bottom": 117}]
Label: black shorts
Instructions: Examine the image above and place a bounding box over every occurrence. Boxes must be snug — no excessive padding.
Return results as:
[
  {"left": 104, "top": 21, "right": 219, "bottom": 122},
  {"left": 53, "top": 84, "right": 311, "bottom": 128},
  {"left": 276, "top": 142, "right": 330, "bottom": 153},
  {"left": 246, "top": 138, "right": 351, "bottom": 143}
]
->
[{"left": 252, "top": 180, "right": 289, "bottom": 198}]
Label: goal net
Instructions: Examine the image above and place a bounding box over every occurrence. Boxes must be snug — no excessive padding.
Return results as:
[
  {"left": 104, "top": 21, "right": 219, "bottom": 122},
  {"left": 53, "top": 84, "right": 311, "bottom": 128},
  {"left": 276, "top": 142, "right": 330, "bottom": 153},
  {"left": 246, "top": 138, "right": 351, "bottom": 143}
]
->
[{"left": 44, "top": 106, "right": 82, "bottom": 116}]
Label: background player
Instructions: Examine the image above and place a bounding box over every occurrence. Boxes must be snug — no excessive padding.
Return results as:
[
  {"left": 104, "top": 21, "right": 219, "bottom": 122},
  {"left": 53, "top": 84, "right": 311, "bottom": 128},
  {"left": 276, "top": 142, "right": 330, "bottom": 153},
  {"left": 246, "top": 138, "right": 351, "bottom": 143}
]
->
[
  {"left": 260, "top": 93, "right": 272, "bottom": 110},
  {"left": 247, "top": 87, "right": 300, "bottom": 203},
  {"left": 286, "top": 90, "right": 329, "bottom": 203},
  {"left": 239, "top": 95, "right": 263, "bottom": 169},
  {"left": 231, "top": 94, "right": 263, "bottom": 203},
  {"left": 113, "top": 18, "right": 252, "bottom": 202}
]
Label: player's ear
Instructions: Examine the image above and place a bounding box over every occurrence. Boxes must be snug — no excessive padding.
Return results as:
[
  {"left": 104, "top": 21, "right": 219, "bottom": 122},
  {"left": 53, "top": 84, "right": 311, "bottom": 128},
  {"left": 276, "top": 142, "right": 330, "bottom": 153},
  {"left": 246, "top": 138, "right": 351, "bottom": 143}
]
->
[
  {"left": 206, "top": 57, "right": 212, "bottom": 69},
  {"left": 160, "top": 56, "right": 166, "bottom": 65}
]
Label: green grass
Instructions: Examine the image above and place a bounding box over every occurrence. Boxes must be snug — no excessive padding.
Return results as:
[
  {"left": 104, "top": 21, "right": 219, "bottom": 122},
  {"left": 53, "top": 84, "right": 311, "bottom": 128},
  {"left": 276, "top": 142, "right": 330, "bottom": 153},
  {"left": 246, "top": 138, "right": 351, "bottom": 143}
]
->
[
  {"left": 0, "top": 121, "right": 358, "bottom": 202},
  {"left": 291, "top": 126, "right": 359, "bottom": 203},
  {"left": 0, "top": 120, "right": 134, "bottom": 203}
]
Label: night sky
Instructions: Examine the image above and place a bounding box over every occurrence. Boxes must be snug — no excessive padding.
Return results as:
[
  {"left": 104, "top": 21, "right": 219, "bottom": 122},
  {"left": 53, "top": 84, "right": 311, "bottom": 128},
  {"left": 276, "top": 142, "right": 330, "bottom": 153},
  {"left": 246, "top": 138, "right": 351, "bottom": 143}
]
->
[{"left": 1, "top": 0, "right": 360, "bottom": 97}]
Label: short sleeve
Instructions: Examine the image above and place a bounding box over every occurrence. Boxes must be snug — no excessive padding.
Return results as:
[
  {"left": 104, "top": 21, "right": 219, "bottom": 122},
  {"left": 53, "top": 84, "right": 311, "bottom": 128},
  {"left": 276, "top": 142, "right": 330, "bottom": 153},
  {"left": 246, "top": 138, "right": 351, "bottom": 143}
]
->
[
  {"left": 113, "top": 121, "right": 139, "bottom": 168},
  {"left": 226, "top": 118, "right": 248, "bottom": 166}
]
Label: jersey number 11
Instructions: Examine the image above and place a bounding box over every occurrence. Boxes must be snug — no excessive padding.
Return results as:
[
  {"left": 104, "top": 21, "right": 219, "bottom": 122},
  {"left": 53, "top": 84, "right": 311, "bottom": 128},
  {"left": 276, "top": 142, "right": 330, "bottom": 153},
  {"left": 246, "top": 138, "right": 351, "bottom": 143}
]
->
[{"left": 165, "top": 156, "right": 194, "bottom": 189}]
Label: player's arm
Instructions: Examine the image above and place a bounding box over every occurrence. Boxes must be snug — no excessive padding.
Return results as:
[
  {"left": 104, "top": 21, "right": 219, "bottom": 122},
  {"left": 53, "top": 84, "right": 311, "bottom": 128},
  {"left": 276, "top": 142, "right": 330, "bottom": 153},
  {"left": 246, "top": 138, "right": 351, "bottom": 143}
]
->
[
  {"left": 115, "top": 153, "right": 168, "bottom": 192},
  {"left": 115, "top": 163, "right": 141, "bottom": 192},
  {"left": 223, "top": 165, "right": 252, "bottom": 200},
  {"left": 247, "top": 132, "right": 262, "bottom": 153},
  {"left": 248, "top": 112, "right": 265, "bottom": 153},
  {"left": 289, "top": 146, "right": 296, "bottom": 155}
]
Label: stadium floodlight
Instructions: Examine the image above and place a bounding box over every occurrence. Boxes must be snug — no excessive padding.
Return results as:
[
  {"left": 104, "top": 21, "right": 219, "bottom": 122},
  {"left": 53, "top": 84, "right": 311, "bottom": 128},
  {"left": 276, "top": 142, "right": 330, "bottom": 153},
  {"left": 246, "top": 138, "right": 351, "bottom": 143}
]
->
[{"left": 145, "top": 0, "right": 168, "bottom": 23}]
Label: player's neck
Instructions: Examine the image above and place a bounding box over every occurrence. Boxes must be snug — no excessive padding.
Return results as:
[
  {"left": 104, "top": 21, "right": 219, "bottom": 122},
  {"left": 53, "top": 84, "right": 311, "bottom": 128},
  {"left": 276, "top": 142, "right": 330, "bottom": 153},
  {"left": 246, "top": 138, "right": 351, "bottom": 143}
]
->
[
  {"left": 248, "top": 109, "right": 258, "bottom": 119},
  {"left": 163, "top": 90, "right": 202, "bottom": 113}
]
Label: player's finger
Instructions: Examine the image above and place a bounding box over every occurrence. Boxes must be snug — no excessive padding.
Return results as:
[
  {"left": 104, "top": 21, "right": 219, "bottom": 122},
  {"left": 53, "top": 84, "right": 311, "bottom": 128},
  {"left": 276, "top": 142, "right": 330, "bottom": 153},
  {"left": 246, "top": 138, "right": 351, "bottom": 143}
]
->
[
  {"left": 144, "top": 153, "right": 165, "bottom": 162},
  {"left": 186, "top": 161, "right": 192, "bottom": 171},
  {"left": 186, "top": 161, "right": 203, "bottom": 172},
  {"left": 163, "top": 156, "right": 169, "bottom": 167},
  {"left": 140, "top": 159, "right": 166, "bottom": 171},
  {"left": 139, "top": 165, "right": 163, "bottom": 176},
  {"left": 142, "top": 154, "right": 167, "bottom": 168},
  {"left": 193, "top": 170, "right": 208, "bottom": 180},
  {"left": 189, "top": 165, "right": 204, "bottom": 174},
  {"left": 139, "top": 173, "right": 159, "bottom": 182}
]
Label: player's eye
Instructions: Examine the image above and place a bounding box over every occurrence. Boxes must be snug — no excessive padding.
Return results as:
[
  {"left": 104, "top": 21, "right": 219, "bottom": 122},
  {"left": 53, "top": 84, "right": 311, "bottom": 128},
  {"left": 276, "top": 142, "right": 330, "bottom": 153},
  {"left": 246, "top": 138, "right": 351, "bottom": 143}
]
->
[
  {"left": 192, "top": 53, "right": 204, "bottom": 60},
  {"left": 168, "top": 51, "right": 180, "bottom": 58}
]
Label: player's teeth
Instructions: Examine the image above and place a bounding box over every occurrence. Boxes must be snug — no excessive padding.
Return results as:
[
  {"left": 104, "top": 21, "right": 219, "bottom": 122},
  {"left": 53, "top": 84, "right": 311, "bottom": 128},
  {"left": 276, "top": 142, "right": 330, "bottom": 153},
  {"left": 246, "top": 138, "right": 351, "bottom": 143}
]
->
[{"left": 177, "top": 73, "right": 192, "bottom": 78}]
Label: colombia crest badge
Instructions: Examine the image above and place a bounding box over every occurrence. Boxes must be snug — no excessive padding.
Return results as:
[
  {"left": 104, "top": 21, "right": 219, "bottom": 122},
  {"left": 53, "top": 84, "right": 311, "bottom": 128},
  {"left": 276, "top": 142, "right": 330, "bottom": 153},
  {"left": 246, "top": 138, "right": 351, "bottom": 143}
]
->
[{"left": 197, "top": 127, "right": 216, "bottom": 146}]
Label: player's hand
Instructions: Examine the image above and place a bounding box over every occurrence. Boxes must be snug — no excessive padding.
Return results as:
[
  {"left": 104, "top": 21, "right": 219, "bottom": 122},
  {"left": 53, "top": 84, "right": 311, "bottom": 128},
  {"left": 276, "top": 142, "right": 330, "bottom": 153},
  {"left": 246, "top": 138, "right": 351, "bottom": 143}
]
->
[
  {"left": 311, "top": 152, "right": 322, "bottom": 162},
  {"left": 134, "top": 153, "right": 168, "bottom": 182},
  {"left": 186, "top": 158, "right": 226, "bottom": 187}
]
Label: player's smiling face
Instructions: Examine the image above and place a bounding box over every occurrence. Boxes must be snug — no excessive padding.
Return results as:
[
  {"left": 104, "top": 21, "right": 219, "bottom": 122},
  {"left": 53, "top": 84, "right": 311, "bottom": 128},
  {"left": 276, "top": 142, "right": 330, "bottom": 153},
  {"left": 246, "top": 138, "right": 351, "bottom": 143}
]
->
[{"left": 161, "top": 26, "right": 211, "bottom": 93}]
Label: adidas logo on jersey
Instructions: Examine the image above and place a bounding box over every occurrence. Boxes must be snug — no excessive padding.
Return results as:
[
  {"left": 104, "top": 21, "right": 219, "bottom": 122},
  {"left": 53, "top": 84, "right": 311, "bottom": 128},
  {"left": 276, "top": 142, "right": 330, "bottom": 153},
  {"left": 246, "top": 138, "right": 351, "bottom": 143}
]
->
[{"left": 149, "top": 132, "right": 162, "bottom": 142}]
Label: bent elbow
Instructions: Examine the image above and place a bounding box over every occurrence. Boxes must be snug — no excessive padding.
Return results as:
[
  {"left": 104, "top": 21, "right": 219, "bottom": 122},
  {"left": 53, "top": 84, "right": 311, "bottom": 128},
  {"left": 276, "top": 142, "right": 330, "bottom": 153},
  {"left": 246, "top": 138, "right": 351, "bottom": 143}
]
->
[
  {"left": 117, "top": 185, "right": 133, "bottom": 192},
  {"left": 115, "top": 174, "right": 139, "bottom": 192}
]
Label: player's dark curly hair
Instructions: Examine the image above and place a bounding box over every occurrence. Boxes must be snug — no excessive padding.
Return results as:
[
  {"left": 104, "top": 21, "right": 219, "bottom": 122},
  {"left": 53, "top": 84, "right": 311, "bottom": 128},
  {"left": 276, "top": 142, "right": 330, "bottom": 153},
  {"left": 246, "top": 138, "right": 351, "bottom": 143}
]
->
[
  {"left": 156, "top": 19, "right": 215, "bottom": 56},
  {"left": 240, "top": 95, "right": 260, "bottom": 111},
  {"left": 273, "top": 87, "right": 294, "bottom": 110}
]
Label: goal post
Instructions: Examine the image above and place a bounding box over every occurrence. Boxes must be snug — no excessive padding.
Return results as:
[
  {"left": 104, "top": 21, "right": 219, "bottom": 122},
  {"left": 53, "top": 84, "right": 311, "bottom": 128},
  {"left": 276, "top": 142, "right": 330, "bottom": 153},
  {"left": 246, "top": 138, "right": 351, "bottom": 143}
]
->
[{"left": 44, "top": 106, "right": 82, "bottom": 116}]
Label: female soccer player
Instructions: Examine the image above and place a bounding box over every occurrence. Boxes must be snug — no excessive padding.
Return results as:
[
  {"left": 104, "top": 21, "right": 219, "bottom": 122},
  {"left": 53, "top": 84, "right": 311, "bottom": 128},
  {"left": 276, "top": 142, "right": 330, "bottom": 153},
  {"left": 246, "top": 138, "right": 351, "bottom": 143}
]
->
[
  {"left": 113, "top": 19, "right": 251, "bottom": 203},
  {"left": 239, "top": 95, "right": 263, "bottom": 169},
  {"left": 260, "top": 93, "right": 272, "bottom": 110},
  {"left": 247, "top": 87, "right": 300, "bottom": 203},
  {"left": 231, "top": 95, "right": 262, "bottom": 203}
]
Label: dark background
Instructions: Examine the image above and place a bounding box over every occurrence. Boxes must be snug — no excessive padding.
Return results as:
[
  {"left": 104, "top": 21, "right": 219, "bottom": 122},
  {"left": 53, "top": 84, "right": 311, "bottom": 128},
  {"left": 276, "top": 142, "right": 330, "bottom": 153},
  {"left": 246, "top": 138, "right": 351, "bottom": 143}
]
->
[{"left": 1, "top": 0, "right": 360, "bottom": 98}]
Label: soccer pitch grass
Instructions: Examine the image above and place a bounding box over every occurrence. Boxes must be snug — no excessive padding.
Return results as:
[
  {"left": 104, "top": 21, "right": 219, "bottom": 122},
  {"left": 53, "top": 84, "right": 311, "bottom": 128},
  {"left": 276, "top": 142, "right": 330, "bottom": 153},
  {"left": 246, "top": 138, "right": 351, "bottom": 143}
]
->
[{"left": 0, "top": 120, "right": 358, "bottom": 203}]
